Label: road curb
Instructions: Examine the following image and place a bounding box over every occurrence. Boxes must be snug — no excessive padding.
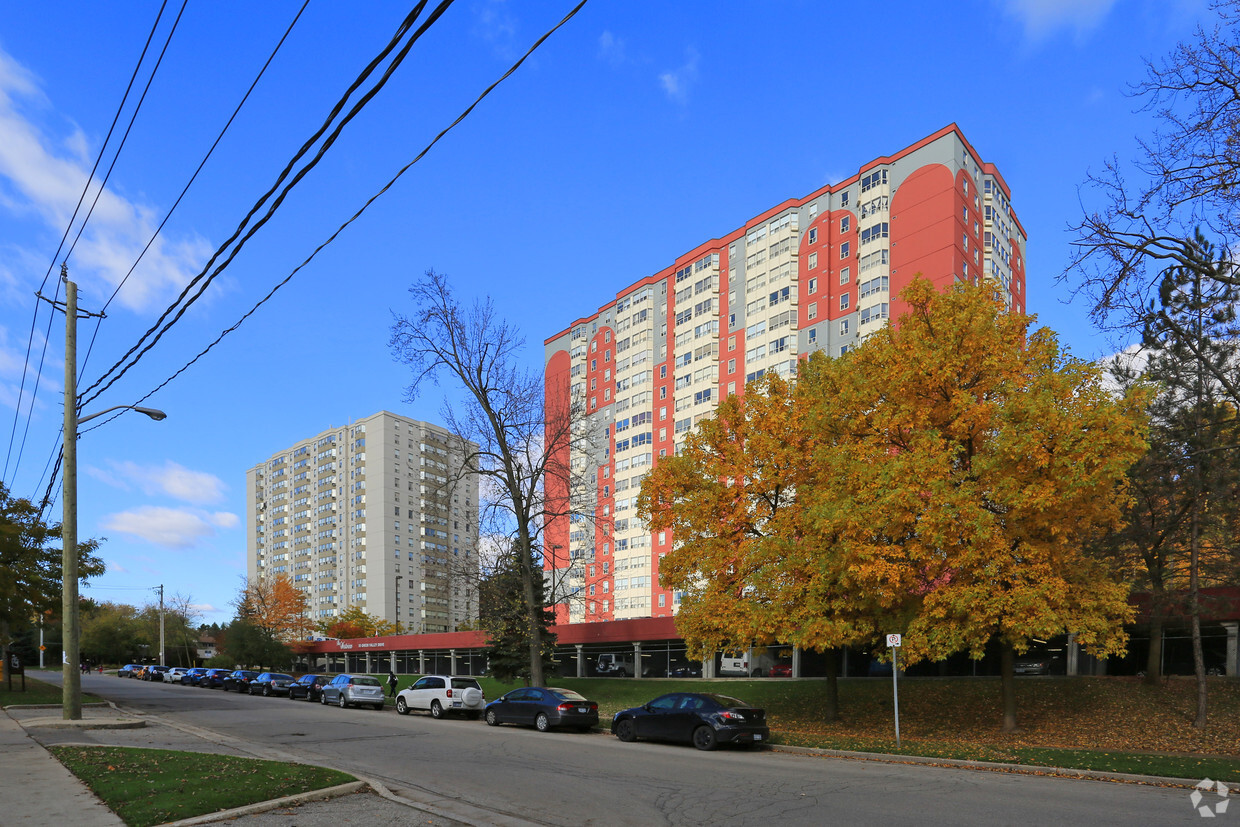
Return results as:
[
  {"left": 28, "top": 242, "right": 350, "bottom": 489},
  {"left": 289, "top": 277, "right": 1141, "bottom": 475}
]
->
[
  {"left": 158, "top": 780, "right": 370, "bottom": 825},
  {"left": 768, "top": 744, "right": 1210, "bottom": 789}
]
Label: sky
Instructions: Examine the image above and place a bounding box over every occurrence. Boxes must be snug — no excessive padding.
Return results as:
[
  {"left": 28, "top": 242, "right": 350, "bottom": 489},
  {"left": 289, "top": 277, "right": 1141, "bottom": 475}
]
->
[{"left": 0, "top": 0, "right": 1216, "bottom": 626}]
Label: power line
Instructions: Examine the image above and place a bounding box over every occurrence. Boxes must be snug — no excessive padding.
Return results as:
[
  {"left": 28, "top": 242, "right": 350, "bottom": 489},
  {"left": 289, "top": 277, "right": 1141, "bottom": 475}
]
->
[
  {"left": 2, "top": 0, "right": 174, "bottom": 489},
  {"left": 107, "top": 0, "right": 592, "bottom": 415},
  {"left": 78, "top": 0, "right": 450, "bottom": 408},
  {"left": 79, "top": 0, "right": 311, "bottom": 380}
]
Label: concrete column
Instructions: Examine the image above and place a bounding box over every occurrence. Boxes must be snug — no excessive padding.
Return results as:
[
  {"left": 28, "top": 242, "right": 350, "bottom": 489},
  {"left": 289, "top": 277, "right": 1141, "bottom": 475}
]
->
[
  {"left": 1067, "top": 633, "right": 1079, "bottom": 677},
  {"left": 450, "top": 649, "right": 457, "bottom": 676},
  {"left": 1224, "top": 621, "right": 1238, "bottom": 678},
  {"left": 391, "top": 652, "right": 398, "bottom": 673},
  {"left": 418, "top": 650, "right": 426, "bottom": 675},
  {"left": 702, "top": 655, "right": 715, "bottom": 679},
  {"left": 576, "top": 644, "right": 585, "bottom": 678},
  {"left": 364, "top": 652, "right": 372, "bottom": 673},
  {"left": 791, "top": 646, "right": 802, "bottom": 678},
  {"left": 633, "top": 642, "right": 643, "bottom": 679}
]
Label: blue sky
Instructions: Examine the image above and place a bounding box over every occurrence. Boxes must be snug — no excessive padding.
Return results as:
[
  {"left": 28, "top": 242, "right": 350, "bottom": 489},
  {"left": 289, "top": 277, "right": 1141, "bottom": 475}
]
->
[{"left": 0, "top": 0, "right": 1212, "bottom": 625}]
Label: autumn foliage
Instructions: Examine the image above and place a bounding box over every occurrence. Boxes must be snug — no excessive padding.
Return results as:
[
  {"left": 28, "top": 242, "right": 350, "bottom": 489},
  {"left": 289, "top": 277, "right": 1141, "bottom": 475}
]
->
[
  {"left": 235, "top": 574, "right": 311, "bottom": 643},
  {"left": 642, "top": 278, "right": 1151, "bottom": 730},
  {"left": 316, "top": 604, "right": 403, "bottom": 640}
]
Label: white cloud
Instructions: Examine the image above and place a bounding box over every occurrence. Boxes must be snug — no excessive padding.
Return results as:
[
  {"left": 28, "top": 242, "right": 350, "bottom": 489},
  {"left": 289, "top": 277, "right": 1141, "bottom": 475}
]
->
[
  {"left": 100, "top": 505, "right": 238, "bottom": 549},
  {"left": 598, "top": 31, "right": 627, "bottom": 67},
  {"left": 659, "top": 47, "right": 700, "bottom": 105},
  {"left": 0, "top": 46, "right": 212, "bottom": 314},
  {"left": 190, "top": 602, "right": 222, "bottom": 616},
  {"left": 473, "top": 0, "right": 520, "bottom": 59},
  {"left": 210, "top": 511, "right": 239, "bottom": 529},
  {"left": 101, "top": 459, "right": 227, "bottom": 505},
  {"left": 0, "top": 322, "right": 60, "bottom": 414},
  {"left": 1003, "top": 0, "right": 1118, "bottom": 40}
]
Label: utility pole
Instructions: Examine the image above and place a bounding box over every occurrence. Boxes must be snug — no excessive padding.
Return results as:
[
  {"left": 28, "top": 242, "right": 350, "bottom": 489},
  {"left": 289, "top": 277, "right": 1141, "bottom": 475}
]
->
[
  {"left": 61, "top": 269, "right": 81, "bottom": 720},
  {"left": 158, "top": 584, "right": 165, "bottom": 666}
]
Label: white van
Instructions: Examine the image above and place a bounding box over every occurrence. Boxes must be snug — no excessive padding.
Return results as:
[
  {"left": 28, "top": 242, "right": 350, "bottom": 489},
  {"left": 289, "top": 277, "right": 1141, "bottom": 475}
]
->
[{"left": 718, "top": 649, "right": 779, "bottom": 677}]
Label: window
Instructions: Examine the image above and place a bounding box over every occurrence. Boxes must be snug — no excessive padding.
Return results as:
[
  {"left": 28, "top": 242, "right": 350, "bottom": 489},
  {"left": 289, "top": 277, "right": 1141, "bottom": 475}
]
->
[
  {"left": 840, "top": 216, "right": 850, "bottom": 233},
  {"left": 840, "top": 190, "right": 850, "bottom": 206},
  {"left": 840, "top": 242, "right": 851, "bottom": 259},
  {"left": 840, "top": 293, "right": 850, "bottom": 310},
  {"left": 727, "top": 358, "right": 736, "bottom": 372},
  {"left": 808, "top": 276, "right": 818, "bottom": 294},
  {"left": 808, "top": 328, "right": 817, "bottom": 343},
  {"left": 808, "top": 228, "right": 818, "bottom": 244},
  {"left": 840, "top": 319, "right": 850, "bottom": 336},
  {"left": 808, "top": 302, "right": 817, "bottom": 320},
  {"left": 808, "top": 252, "right": 818, "bottom": 270},
  {"left": 840, "top": 266, "right": 850, "bottom": 285}
]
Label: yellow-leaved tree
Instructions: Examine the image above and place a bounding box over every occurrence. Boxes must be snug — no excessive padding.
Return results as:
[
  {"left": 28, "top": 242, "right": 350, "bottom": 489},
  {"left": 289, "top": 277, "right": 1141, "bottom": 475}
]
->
[
  {"left": 638, "top": 373, "right": 878, "bottom": 721},
  {"left": 800, "top": 277, "right": 1150, "bottom": 731}
]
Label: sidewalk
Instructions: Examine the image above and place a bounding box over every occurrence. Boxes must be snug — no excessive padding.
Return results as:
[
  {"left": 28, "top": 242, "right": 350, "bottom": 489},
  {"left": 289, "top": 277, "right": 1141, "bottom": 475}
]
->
[{"left": 0, "top": 705, "right": 124, "bottom": 826}]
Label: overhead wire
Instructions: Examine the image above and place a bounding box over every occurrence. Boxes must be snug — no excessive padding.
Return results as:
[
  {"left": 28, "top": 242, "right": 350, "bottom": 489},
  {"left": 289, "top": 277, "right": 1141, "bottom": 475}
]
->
[
  {"left": 2, "top": 0, "right": 173, "bottom": 488},
  {"left": 78, "top": 0, "right": 448, "bottom": 408},
  {"left": 90, "top": 0, "right": 592, "bottom": 425},
  {"left": 79, "top": 0, "right": 311, "bottom": 379}
]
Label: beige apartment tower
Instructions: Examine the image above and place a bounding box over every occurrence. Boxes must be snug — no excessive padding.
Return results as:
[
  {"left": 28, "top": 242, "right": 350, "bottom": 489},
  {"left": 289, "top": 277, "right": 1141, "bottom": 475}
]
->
[{"left": 246, "top": 411, "right": 479, "bottom": 633}]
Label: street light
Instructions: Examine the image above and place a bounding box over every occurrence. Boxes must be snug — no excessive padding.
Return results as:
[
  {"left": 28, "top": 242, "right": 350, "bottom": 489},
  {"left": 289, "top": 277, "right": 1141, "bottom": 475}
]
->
[{"left": 61, "top": 276, "right": 167, "bottom": 720}]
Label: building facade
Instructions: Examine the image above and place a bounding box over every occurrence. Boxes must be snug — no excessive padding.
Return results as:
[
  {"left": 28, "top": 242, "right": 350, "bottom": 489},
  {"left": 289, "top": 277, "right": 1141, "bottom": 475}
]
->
[
  {"left": 246, "top": 411, "right": 479, "bottom": 633},
  {"left": 543, "top": 124, "right": 1027, "bottom": 624}
]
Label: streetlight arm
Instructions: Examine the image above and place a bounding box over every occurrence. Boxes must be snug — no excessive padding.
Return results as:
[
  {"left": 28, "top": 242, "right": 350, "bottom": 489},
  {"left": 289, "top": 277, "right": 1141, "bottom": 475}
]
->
[{"left": 77, "top": 405, "right": 167, "bottom": 426}]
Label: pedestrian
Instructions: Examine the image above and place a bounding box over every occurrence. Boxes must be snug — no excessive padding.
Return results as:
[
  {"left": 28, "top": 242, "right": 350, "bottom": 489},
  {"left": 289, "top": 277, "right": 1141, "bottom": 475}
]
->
[{"left": 387, "top": 670, "right": 398, "bottom": 698}]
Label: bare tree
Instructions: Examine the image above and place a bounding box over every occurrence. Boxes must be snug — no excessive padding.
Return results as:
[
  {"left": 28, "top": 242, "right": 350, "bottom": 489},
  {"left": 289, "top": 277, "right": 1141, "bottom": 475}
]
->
[{"left": 389, "top": 270, "right": 597, "bottom": 684}]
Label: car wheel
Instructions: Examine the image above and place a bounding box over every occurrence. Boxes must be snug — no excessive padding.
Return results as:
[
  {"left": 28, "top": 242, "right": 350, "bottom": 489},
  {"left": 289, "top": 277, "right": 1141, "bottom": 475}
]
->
[
  {"left": 430, "top": 700, "right": 443, "bottom": 719},
  {"left": 615, "top": 718, "right": 636, "bottom": 742},
  {"left": 338, "top": 693, "right": 348, "bottom": 709},
  {"left": 320, "top": 692, "right": 328, "bottom": 705},
  {"left": 535, "top": 713, "right": 550, "bottom": 732},
  {"left": 485, "top": 709, "right": 499, "bottom": 726},
  {"left": 692, "top": 726, "right": 718, "bottom": 751},
  {"left": 396, "top": 697, "right": 409, "bottom": 715},
  {"left": 263, "top": 685, "right": 271, "bottom": 697}
]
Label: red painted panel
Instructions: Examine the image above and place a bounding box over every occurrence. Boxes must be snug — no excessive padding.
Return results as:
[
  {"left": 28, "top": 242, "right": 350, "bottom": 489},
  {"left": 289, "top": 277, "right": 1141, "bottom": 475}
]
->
[{"left": 889, "top": 162, "right": 957, "bottom": 318}]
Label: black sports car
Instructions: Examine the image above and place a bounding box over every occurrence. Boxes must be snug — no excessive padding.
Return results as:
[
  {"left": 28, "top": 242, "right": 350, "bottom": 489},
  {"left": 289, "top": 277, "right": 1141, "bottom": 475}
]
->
[{"left": 611, "top": 692, "right": 768, "bottom": 751}]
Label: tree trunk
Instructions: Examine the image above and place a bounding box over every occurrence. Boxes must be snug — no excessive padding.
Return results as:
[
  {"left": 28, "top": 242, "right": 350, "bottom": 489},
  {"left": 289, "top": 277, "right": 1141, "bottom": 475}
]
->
[
  {"left": 0, "top": 619, "right": 10, "bottom": 684},
  {"left": 823, "top": 648, "right": 840, "bottom": 722},
  {"left": 1000, "top": 641, "right": 1019, "bottom": 733},
  {"left": 1144, "top": 610, "right": 1164, "bottom": 686},
  {"left": 516, "top": 526, "right": 544, "bottom": 687},
  {"left": 1190, "top": 500, "right": 1208, "bottom": 729}
]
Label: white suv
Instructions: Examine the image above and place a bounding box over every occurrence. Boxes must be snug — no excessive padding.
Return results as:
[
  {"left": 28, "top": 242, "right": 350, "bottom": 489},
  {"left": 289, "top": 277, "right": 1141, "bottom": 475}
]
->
[{"left": 396, "top": 675, "right": 485, "bottom": 719}]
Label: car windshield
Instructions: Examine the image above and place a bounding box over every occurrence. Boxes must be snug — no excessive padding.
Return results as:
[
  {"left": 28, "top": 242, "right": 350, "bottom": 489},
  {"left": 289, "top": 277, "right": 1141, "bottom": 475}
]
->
[
  {"left": 353, "top": 677, "right": 381, "bottom": 687},
  {"left": 548, "top": 688, "right": 588, "bottom": 702},
  {"left": 269, "top": 674, "right": 293, "bottom": 681}
]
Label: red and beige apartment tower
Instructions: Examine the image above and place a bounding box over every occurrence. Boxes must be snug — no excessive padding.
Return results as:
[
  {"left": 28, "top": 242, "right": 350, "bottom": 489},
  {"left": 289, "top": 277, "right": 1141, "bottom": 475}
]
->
[{"left": 543, "top": 124, "right": 1027, "bottom": 624}]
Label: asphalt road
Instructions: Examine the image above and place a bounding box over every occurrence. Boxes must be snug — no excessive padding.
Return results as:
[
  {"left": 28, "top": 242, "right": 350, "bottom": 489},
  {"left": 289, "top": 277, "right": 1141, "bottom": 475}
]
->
[{"left": 52, "top": 673, "right": 1208, "bottom": 826}]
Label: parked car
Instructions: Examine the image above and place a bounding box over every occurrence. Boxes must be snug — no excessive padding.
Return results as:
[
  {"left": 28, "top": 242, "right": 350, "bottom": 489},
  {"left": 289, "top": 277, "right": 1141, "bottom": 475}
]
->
[
  {"left": 199, "top": 668, "right": 230, "bottom": 688},
  {"left": 166, "top": 667, "right": 188, "bottom": 683},
  {"left": 321, "top": 674, "right": 386, "bottom": 710},
  {"left": 181, "top": 667, "right": 207, "bottom": 686},
  {"left": 396, "top": 675, "right": 485, "bottom": 719},
  {"left": 768, "top": 664, "right": 793, "bottom": 678},
  {"left": 288, "top": 674, "right": 331, "bottom": 702},
  {"left": 666, "top": 664, "right": 703, "bottom": 678},
  {"left": 221, "top": 669, "right": 261, "bottom": 693},
  {"left": 611, "top": 692, "right": 769, "bottom": 751},
  {"left": 484, "top": 687, "right": 598, "bottom": 732},
  {"left": 140, "top": 665, "right": 171, "bottom": 682},
  {"left": 249, "top": 673, "right": 295, "bottom": 697},
  {"left": 1014, "top": 653, "right": 1065, "bottom": 676},
  {"left": 118, "top": 664, "right": 141, "bottom": 678}
]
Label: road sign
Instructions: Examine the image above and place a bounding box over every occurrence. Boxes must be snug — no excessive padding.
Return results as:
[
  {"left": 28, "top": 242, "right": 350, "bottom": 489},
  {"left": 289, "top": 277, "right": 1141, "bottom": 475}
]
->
[
  {"left": 38, "top": 645, "right": 45, "bottom": 651},
  {"left": 887, "top": 633, "right": 902, "bottom": 647}
]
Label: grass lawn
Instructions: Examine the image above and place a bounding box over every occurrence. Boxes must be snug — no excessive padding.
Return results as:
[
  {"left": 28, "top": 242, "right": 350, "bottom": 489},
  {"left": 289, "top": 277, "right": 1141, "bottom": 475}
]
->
[
  {"left": 50, "top": 746, "right": 356, "bottom": 827},
  {"left": 463, "top": 674, "right": 1240, "bottom": 783},
  {"left": 0, "top": 674, "right": 103, "bottom": 706}
]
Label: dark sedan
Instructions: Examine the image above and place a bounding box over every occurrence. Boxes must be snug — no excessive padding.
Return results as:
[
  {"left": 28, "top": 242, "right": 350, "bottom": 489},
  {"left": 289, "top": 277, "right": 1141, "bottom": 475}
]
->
[
  {"left": 199, "top": 668, "right": 230, "bottom": 688},
  {"left": 249, "top": 673, "right": 295, "bottom": 696},
  {"left": 181, "top": 667, "right": 207, "bottom": 686},
  {"left": 288, "top": 674, "right": 331, "bottom": 702},
  {"left": 484, "top": 687, "right": 599, "bottom": 732},
  {"left": 611, "top": 692, "right": 768, "bottom": 751},
  {"left": 221, "top": 669, "right": 261, "bottom": 693}
]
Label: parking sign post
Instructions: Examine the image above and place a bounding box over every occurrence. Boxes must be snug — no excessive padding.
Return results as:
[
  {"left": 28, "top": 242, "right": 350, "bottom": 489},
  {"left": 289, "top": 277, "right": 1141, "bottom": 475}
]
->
[{"left": 887, "top": 634, "right": 902, "bottom": 748}]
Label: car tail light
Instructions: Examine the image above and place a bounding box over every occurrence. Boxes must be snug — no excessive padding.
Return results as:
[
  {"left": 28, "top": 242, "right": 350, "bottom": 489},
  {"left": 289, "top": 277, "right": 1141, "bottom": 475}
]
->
[
  {"left": 446, "top": 688, "right": 453, "bottom": 698},
  {"left": 717, "top": 711, "right": 746, "bottom": 722}
]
